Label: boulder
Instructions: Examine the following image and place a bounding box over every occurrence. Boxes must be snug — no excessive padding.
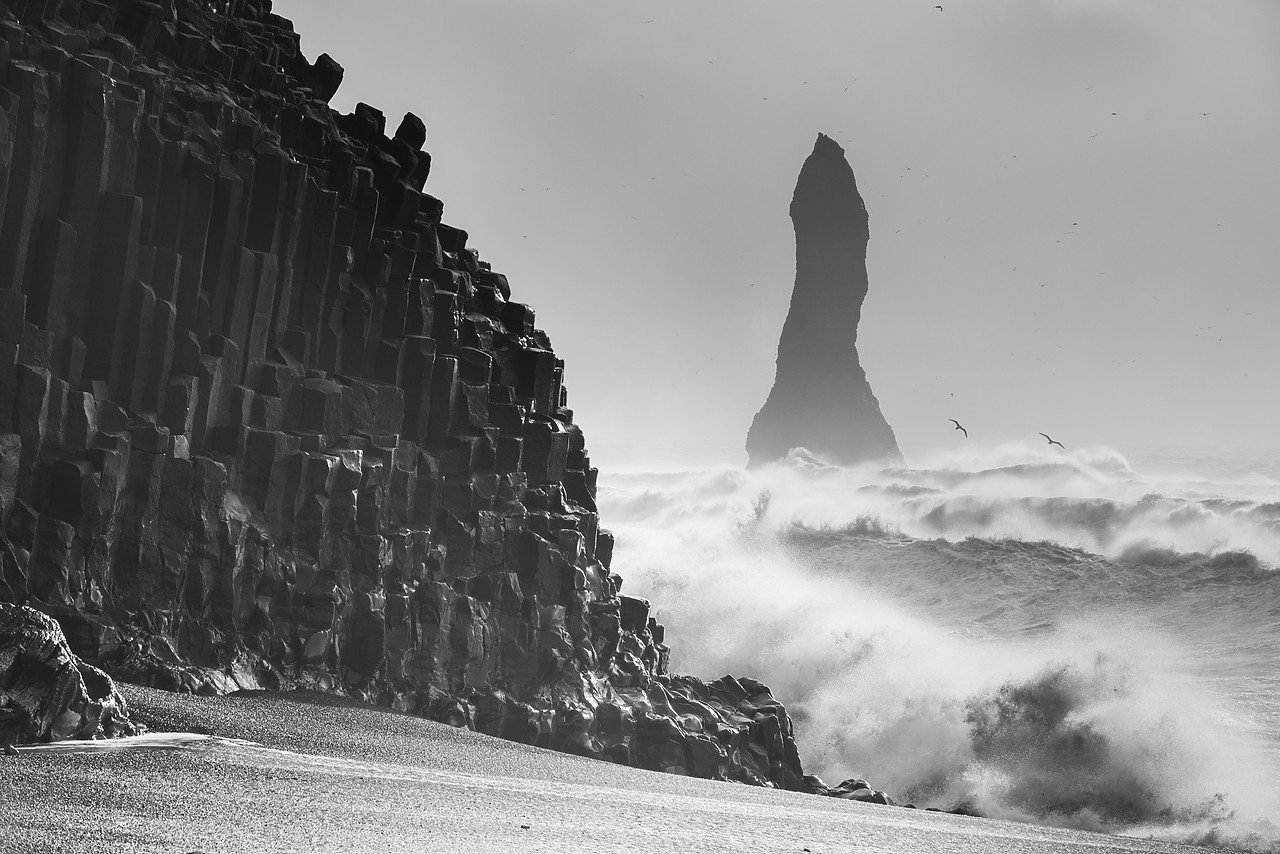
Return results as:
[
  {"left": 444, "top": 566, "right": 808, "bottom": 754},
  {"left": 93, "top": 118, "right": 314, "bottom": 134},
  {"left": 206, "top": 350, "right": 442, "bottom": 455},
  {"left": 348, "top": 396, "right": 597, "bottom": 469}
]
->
[{"left": 0, "top": 602, "right": 137, "bottom": 746}]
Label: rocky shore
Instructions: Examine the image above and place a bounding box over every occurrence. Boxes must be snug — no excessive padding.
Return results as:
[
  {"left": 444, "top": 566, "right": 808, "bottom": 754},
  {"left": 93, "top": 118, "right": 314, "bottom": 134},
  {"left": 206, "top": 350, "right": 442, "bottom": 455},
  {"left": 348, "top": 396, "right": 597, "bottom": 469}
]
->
[
  {"left": 0, "top": 600, "right": 136, "bottom": 748},
  {"left": 0, "top": 0, "right": 861, "bottom": 796}
]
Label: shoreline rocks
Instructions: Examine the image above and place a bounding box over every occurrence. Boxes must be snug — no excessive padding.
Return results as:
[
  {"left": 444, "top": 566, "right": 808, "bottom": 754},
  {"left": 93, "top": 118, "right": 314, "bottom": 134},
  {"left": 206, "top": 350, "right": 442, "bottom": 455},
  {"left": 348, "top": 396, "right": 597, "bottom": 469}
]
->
[
  {"left": 0, "top": 0, "right": 810, "bottom": 790},
  {"left": 1, "top": 601, "right": 139, "bottom": 747}
]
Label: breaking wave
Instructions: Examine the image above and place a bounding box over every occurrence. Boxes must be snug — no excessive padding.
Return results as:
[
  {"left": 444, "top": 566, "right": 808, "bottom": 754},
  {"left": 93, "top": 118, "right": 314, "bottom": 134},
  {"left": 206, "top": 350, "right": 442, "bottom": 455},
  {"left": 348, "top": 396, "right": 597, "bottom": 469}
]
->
[{"left": 600, "top": 442, "right": 1280, "bottom": 849}]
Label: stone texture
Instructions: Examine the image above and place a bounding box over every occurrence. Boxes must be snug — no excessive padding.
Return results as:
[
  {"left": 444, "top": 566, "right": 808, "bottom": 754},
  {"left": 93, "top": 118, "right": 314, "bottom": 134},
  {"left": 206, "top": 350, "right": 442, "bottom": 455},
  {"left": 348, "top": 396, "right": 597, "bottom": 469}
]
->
[
  {"left": 0, "top": 0, "right": 810, "bottom": 792},
  {"left": 746, "top": 133, "right": 903, "bottom": 468},
  {"left": 0, "top": 601, "right": 138, "bottom": 746}
]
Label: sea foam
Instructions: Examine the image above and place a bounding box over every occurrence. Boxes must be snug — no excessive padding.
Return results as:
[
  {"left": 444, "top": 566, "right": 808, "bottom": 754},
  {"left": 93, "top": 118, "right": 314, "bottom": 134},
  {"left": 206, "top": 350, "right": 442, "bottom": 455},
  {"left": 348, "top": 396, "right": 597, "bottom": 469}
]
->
[{"left": 600, "top": 442, "right": 1280, "bottom": 848}]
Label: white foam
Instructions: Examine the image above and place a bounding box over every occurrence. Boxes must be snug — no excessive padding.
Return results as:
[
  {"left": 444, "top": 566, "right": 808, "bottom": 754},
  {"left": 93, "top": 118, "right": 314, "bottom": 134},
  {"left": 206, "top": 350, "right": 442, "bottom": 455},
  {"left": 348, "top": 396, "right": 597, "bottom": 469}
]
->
[
  {"left": 15, "top": 732, "right": 243, "bottom": 752},
  {"left": 599, "top": 448, "right": 1280, "bottom": 843}
]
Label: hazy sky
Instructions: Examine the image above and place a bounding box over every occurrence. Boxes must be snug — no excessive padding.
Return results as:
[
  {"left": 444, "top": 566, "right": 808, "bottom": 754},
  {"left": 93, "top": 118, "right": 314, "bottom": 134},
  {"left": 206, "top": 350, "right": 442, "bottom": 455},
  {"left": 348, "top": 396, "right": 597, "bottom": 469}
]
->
[{"left": 278, "top": 0, "right": 1280, "bottom": 469}]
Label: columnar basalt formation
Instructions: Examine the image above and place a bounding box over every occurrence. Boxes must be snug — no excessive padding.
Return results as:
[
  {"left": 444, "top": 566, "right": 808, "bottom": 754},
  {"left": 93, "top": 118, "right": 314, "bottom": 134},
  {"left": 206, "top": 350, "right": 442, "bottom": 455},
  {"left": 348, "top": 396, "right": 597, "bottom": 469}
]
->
[
  {"left": 746, "top": 133, "right": 902, "bottom": 468},
  {"left": 0, "top": 0, "right": 809, "bottom": 787}
]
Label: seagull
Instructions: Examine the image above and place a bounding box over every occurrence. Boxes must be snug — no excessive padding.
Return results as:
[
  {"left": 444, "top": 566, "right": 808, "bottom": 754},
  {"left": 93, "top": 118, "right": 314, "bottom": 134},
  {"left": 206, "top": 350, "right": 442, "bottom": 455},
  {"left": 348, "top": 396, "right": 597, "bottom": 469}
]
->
[
  {"left": 949, "top": 419, "right": 968, "bottom": 438},
  {"left": 1040, "top": 432, "right": 1065, "bottom": 449}
]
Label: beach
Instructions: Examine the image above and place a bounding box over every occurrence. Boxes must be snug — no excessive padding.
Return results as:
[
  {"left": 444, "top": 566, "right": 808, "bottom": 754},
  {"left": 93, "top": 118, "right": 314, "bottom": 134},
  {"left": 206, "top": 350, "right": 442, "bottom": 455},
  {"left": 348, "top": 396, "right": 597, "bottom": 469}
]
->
[{"left": 0, "top": 686, "right": 1217, "bottom": 854}]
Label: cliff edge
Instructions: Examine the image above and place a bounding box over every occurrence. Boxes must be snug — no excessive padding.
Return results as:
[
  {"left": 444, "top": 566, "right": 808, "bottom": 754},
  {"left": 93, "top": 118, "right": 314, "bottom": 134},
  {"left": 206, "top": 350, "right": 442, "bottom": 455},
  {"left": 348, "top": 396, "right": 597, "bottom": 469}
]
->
[
  {"left": 0, "top": 0, "right": 808, "bottom": 788},
  {"left": 746, "top": 133, "right": 902, "bottom": 468}
]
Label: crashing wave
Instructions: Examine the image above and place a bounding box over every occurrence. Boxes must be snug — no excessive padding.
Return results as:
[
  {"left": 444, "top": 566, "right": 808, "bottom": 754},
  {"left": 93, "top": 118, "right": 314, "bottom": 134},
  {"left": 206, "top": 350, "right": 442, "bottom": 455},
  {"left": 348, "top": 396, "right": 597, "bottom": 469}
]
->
[{"left": 597, "top": 442, "right": 1280, "bottom": 847}]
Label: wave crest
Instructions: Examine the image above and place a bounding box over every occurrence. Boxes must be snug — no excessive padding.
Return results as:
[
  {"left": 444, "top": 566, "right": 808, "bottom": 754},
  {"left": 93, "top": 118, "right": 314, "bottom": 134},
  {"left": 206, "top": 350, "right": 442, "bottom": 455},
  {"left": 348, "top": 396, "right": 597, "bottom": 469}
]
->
[{"left": 598, "top": 446, "right": 1280, "bottom": 845}]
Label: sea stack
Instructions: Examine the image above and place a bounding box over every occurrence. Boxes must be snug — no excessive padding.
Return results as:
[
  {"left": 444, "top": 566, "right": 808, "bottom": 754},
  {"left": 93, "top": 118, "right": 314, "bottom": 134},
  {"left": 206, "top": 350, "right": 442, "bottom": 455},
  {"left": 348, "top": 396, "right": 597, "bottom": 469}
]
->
[{"left": 746, "top": 133, "right": 903, "bottom": 468}]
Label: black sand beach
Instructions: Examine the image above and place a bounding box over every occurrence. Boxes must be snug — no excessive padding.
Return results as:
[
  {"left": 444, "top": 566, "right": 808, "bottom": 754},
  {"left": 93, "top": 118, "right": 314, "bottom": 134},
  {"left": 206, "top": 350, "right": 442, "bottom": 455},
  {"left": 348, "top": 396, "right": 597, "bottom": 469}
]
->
[{"left": 0, "top": 687, "right": 1216, "bottom": 854}]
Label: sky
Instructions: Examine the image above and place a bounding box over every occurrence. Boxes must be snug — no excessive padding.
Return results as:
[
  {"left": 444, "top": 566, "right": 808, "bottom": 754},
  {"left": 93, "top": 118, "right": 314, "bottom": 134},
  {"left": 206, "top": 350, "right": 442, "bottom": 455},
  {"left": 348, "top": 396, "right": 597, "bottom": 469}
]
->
[{"left": 277, "top": 0, "right": 1280, "bottom": 471}]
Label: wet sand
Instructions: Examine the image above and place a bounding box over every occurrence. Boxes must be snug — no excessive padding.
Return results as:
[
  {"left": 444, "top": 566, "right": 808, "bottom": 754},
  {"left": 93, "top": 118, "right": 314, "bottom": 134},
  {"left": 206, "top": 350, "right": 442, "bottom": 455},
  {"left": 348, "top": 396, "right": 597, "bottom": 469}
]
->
[{"left": 0, "top": 686, "right": 1214, "bottom": 853}]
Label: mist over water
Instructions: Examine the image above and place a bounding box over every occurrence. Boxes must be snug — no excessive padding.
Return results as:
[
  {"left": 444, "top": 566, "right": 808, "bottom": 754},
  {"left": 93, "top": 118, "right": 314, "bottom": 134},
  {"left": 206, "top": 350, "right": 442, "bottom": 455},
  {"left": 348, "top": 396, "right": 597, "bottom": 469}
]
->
[{"left": 599, "top": 442, "right": 1280, "bottom": 849}]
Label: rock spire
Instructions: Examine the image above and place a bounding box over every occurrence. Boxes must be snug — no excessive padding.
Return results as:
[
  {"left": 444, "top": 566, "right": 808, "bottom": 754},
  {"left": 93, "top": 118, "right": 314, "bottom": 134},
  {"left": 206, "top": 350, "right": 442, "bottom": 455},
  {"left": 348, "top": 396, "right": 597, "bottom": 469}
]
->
[{"left": 746, "top": 133, "right": 902, "bottom": 468}]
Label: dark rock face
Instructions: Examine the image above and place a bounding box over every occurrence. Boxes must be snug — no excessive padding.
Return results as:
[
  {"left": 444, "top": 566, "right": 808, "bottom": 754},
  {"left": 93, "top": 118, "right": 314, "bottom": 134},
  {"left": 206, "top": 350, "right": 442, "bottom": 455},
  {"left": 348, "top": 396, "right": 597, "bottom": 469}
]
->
[
  {"left": 0, "top": 0, "right": 807, "bottom": 787},
  {"left": 1, "top": 602, "right": 137, "bottom": 746},
  {"left": 747, "top": 133, "right": 902, "bottom": 468}
]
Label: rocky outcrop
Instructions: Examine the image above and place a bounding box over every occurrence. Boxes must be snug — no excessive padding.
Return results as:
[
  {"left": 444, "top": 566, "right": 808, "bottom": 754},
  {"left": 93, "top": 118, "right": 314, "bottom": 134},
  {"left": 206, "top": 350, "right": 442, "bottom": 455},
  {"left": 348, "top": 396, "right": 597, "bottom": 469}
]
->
[
  {"left": 746, "top": 133, "right": 902, "bottom": 468},
  {"left": 1, "top": 601, "right": 137, "bottom": 747},
  {"left": 0, "top": 0, "right": 807, "bottom": 787}
]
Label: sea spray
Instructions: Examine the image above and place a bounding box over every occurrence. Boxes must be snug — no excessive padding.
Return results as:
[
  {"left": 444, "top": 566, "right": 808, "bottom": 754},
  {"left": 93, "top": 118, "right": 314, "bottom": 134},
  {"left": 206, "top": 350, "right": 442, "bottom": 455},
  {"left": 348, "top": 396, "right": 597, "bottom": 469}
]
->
[{"left": 599, "top": 443, "right": 1280, "bottom": 846}]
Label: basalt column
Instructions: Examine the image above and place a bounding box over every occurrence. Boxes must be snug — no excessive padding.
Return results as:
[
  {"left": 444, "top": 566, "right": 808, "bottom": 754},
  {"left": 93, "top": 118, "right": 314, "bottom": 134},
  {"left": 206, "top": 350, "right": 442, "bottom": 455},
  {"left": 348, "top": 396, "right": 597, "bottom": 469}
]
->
[
  {"left": 0, "top": 0, "right": 811, "bottom": 789},
  {"left": 746, "top": 133, "right": 902, "bottom": 468}
]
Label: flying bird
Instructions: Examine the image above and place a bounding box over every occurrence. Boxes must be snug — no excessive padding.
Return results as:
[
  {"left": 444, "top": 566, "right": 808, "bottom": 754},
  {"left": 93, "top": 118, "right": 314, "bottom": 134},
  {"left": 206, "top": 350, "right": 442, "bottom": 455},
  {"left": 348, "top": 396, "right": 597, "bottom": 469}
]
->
[
  {"left": 949, "top": 419, "right": 967, "bottom": 438},
  {"left": 1039, "top": 432, "right": 1065, "bottom": 449},
  {"left": 936, "top": 4, "right": 943, "bottom": 9}
]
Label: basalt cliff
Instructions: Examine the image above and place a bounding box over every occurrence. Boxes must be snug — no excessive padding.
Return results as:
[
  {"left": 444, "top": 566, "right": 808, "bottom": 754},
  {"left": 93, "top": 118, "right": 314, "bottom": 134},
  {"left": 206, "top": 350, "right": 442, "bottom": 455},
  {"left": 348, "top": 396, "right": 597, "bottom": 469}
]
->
[
  {"left": 747, "top": 133, "right": 901, "bottom": 468},
  {"left": 0, "top": 0, "right": 817, "bottom": 790}
]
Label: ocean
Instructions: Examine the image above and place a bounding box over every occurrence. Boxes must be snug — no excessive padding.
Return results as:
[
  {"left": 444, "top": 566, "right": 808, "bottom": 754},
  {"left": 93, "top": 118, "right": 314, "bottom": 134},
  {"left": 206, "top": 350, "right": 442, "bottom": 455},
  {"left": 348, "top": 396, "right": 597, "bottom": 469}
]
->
[{"left": 597, "top": 442, "right": 1280, "bottom": 851}]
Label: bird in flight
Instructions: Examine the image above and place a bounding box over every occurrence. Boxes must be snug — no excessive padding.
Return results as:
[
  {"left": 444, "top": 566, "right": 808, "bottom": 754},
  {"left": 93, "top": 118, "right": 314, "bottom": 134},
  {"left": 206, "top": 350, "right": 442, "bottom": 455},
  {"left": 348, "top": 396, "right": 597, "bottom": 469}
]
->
[
  {"left": 949, "top": 419, "right": 968, "bottom": 438},
  {"left": 1039, "top": 432, "right": 1065, "bottom": 449}
]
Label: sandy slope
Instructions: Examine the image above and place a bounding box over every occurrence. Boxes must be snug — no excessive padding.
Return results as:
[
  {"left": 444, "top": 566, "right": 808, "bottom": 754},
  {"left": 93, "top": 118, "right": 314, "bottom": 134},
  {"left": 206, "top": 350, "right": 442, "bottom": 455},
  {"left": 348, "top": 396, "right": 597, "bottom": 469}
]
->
[{"left": 0, "top": 687, "right": 1213, "bottom": 854}]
